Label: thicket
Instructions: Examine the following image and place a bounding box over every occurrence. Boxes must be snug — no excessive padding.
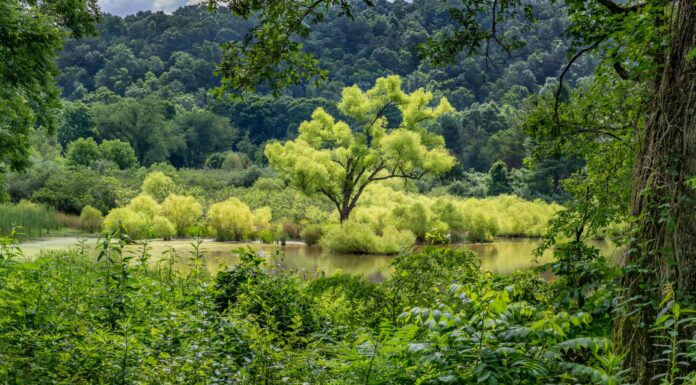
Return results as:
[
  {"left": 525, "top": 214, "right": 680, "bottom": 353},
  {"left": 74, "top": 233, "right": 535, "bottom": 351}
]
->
[{"left": 2, "top": 240, "right": 692, "bottom": 384}]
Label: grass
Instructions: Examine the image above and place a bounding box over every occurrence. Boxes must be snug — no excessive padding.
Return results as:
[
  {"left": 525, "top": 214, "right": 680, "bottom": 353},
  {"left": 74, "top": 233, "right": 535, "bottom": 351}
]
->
[{"left": 0, "top": 202, "right": 59, "bottom": 240}]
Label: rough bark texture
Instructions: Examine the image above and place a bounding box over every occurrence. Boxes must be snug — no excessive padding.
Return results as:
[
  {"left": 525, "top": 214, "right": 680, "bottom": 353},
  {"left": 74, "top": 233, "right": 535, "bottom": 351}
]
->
[{"left": 615, "top": 1, "right": 696, "bottom": 383}]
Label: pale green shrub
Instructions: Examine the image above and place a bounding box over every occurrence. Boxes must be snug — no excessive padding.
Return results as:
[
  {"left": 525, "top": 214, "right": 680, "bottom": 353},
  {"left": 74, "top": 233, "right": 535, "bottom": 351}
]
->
[
  {"left": 103, "top": 207, "right": 148, "bottom": 239},
  {"left": 320, "top": 221, "right": 415, "bottom": 254},
  {"left": 161, "top": 194, "right": 202, "bottom": 237},
  {"left": 150, "top": 215, "right": 175, "bottom": 239},
  {"left": 79, "top": 205, "right": 103, "bottom": 233},
  {"left": 141, "top": 171, "right": 175, "bottom": 202},
  {"left": 207, "top": 197, "right": 253, "bottom": 241},
  {"left": 127, "top": 194, "right": 160, "bottom": 218},
  {"left": 300, "top": 224, "right": 324, "bottom": 246}
]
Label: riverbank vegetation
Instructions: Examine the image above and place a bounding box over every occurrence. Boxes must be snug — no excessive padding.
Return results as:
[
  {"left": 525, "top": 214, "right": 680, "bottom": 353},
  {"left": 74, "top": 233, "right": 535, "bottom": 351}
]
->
[
  {"left": 6, "top": 240, "right": 692, "bottom": 384},
  {"left": 2, "top": 0, "right": 696, "bottom": 382}
]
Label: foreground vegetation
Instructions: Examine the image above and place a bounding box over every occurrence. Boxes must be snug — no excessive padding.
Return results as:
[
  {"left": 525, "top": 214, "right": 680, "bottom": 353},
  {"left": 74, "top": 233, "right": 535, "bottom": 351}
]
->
[{"left": 2, "top": 235, "right": 692, "bottom": 384}]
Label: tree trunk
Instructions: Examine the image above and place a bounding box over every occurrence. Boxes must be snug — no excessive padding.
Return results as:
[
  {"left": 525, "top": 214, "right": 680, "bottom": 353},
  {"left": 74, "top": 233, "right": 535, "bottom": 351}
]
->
[{"left": 615, "top": 2, "right": 696, "bottom": 383}]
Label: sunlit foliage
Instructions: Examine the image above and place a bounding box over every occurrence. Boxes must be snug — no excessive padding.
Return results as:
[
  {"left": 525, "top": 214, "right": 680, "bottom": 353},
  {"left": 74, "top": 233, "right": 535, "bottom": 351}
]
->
[{"left": 265, "top": 75, "right": 456, "bottom": 222}]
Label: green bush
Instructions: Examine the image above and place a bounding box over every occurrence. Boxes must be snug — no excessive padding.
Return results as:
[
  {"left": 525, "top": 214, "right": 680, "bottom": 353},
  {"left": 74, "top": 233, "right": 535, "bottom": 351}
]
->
[
  {"left": 207, "top": 197, "right": 253, "bottom": 241},
  {"left": 141, "top": 171, "right": 175, "bottom": 202},
  {"left": 320, "top": 221, "right": 415, "bottom": 254},
  {"left": 78, "top": 205, "right": 103, "bottom": 233},
  {"left": 160, "top": 194, "right": 202, "bottom": 237},
  {"left": 214, "top": 248, "right": 319, "bottom": 335},
  {"left": 103, "top": 207, "right": 148, "bottom": 239},
  {"left": 300, "top": 224, "right": 323, "bottom": 246}
]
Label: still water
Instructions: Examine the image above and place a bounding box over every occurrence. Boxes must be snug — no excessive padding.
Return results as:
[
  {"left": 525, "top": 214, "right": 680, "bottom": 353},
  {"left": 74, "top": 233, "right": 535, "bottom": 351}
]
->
[{"left": 17, "top": 237, "right": 622, "bottom": 281}]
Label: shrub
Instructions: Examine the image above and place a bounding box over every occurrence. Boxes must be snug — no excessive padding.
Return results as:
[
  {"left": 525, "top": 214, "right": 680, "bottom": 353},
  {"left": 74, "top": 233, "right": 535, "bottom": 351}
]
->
[
  {"left": 207, "top": 197, "right": 254, "bottom": 241},
  {"left": 31, "top": 168, "right": 119, "bottom": 214},
  {"left": 150, "top": 215, "right": 176, "bottom": 239},
  {"left": 79, "top": 205, "right": 103, "bottom": 233},
  {"left": 214, "top": 248, "right": 319, "bottom": 336},
  {"left": 103, "top": 207, "right": 148, "bottom": 239},
  {"left": 221, "top": 151, "right": 251, "bottom": 170},
  {"left": 141, "top": 171, "right": 175, "bottom": 202},
  {"left": 300, "top": 224, "right": 323, "bottom": 246},
  {"left": 126, "top": 194, "right": 160, "bottom": 218},
  {"left": 251, "top": 206, "right": 272, "bottom": 233},
  {"left": 320, "top": 221, "right": 415, "bottom": 254},
  {"left": 161, "top": 194, "right": 202, "bottom": 237},
  {"left": 376, "top": 225, "right": 416, "bottom": 254}
]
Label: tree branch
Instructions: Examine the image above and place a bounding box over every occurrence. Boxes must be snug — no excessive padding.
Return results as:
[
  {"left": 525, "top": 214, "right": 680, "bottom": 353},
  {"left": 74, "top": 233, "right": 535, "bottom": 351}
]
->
[{"left": 554, "top": 39, "right": 603, "bottom": 123}]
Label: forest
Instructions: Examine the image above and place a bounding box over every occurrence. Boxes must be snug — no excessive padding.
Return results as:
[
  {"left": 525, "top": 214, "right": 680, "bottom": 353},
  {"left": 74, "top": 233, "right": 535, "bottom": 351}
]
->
[{"left": 0, "top": 0, "right": 695, "bottom": 384}]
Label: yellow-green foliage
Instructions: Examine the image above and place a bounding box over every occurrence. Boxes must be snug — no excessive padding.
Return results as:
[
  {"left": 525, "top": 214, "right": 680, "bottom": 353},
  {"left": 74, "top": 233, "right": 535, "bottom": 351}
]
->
[
  {"left": 321, "top": 184, "right": 562, "bottom": 252},
  {"left": 141, "top": 172, "right": 175, "bottom": 202},
  {"left": 320, "top": 221, "right": 415, "bottom": 255},
  {"left": 103, "top": 207, "right": 148, "bottom": 239},
  {"left": 265, "top": 75, "right": 456, "bottom": 222},
  {"left": 251, "top": 207, "right": 272, "bottom": 232},
  {"left": 79, "top": 205, "right": 103, "bottom": 233},
  {"left": 161, "top": 194, "right": 202, "bottom": 237},
  {"left": 150, "top": 215, "right": 176, "bottom": 240},
  {"left": 207, "top": 197, "right": 254, "bottom": 241},
  {"left": 103, "top": 205, "right": 175, "bottom": 240},
  {"left": 127, "top": 194, "right": 160, "bottom": 217}
]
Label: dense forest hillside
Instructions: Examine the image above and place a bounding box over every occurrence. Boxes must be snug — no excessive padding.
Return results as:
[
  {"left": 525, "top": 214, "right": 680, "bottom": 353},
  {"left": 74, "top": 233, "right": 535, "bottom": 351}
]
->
[
  {"left": 3, "top": 0, "right": 594, "bottom": 215},
  {"left": 55, "top": 1, "right": 593, "bottom": 168}
]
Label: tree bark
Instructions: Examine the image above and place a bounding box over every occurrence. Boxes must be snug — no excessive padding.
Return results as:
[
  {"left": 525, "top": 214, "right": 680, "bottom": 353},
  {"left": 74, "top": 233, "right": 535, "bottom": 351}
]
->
[{"left": 615, "top": 1, "right": 696, "bottom": 382}]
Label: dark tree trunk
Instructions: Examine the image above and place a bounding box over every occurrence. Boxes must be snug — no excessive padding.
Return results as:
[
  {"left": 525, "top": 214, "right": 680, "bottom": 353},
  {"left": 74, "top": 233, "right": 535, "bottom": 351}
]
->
[{"left": 615, "top": 2, "right": 696, "bottom": 383}]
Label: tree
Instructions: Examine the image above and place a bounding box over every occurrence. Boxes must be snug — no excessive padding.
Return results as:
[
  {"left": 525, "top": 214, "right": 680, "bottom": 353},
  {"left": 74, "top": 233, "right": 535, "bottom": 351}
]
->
[
  {"left": 66, "top": 137, "right": 101, "bottom": 167},
  {"left": 58, "top": 102, "right": 94, "bottom": 148},
  {"left": 93, "top": 98, "right": 175, "bottom": 165},
  {"left": 265, "top": 76, "right": 456, "bottom": 222},
  {"left": 487, "top": 160, "right": 512, "bottom": 196},
  {"left": 171, "top": 110, "right": 237, "bottom": 168},
  {"left": 0, "top": 0, "right": 99, "bottom": 172},
  {"left": 99, "top": 139, "right": 139, "bottom": 170}
]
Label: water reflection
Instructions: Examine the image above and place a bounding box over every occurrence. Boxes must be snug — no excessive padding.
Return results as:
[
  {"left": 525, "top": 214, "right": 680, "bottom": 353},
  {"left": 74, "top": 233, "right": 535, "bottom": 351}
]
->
[{"left": 18, "top": 237, "right": 621, "bottom": 280}]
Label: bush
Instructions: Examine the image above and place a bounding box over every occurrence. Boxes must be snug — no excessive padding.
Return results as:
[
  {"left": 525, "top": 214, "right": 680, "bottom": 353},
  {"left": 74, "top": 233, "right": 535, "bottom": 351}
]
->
[
  {"left": 300, "top": 224, "right": 323, "bottom": 246},
  {"left": 31, "top": 168, "right": 119, "bottom": 214},
  {"left": 126, "top": 194, "right": 160, "bottom": 218},
  {"left": 320, "top": 221, "right": 415, "bottom": 254},
  {"left": 150, "top": 215, "right": 176, "bottom": 239},
  {"left": 141, "top": 171, "right": 175, "bottom": 202},
  {"left": 214, "top": 248, "right": 319, "bottom": 336},
  {"left": 207, "top": 197, "right": 254, "bottom": 241},
  {"left": 79, "top": 205, "right": 103, "bottom": 233},
  {"left": 103, "top": 207, "right": 148, "bottom": 239},
  {"left": 161, "top": 194, "right": 202, "bottom": 237}
]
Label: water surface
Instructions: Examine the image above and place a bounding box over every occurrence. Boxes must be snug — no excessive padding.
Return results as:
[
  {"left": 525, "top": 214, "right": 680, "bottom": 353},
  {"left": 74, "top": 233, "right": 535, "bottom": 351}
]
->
[{"left": 16, "top": 237, "right": 621, "bottom": 281}]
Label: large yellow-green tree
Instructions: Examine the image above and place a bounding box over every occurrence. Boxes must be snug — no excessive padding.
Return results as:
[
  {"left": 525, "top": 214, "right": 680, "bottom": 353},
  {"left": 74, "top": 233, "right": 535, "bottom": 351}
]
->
[{"left": 265, "top": 76, "right": 456, "bottom": 222}]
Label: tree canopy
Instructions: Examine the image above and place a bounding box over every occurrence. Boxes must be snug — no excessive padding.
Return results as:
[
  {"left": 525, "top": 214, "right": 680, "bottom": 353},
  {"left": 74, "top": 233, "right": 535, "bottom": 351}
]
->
[
  {"left": 0, "top": 0, "right": 99, "bottom": 172},
  {"left": 265, "top": 75, "right": 455, "bottom": 221}
]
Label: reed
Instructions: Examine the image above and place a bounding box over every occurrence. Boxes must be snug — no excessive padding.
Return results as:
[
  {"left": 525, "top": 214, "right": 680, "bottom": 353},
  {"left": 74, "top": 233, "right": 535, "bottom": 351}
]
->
[{"left": 0, "top": 202, "right": 59, "bottom": 239}]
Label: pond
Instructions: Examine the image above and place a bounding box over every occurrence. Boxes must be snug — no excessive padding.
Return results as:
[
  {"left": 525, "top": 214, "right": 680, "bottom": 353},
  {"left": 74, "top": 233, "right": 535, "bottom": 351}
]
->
[{"left": 15, "top": 237, "right": 622, "bottom": 282}]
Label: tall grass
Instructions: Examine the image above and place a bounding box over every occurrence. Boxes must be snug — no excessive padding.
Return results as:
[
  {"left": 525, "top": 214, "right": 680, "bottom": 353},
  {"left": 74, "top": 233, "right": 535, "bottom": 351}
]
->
[{"left": 0, "top": 202, "right": 59, "bottom": 239}]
